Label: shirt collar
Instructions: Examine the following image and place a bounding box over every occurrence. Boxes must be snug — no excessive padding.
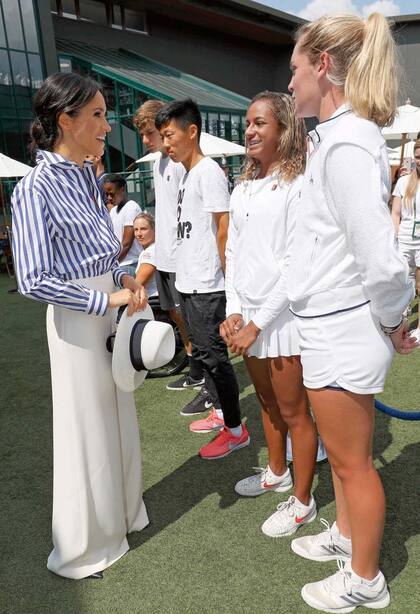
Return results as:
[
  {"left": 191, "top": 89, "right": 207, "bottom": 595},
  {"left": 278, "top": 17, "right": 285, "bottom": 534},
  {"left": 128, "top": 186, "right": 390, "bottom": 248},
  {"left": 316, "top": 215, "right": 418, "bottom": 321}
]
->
[
  {"left": 308, "top": 104, "right": 352, "bottom": 146},
  {"left": 36, "top": 149, "right": 93, "bottom": 171}
]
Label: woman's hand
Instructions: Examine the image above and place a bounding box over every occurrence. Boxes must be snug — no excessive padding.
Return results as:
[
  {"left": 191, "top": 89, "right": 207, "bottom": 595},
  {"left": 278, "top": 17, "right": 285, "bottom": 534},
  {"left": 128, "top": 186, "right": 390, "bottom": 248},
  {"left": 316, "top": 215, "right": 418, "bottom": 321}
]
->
[
  {"left": 121, "top": 275, "right": 148, "bottom": 310},
  {"left": 390, "top": 319, "right": 419, "bottom": 354},
  {"left": 108, "top": 288, "right": 142, "bottom": 316},
  {"left": 228, "top": 320, "right": 260, "bottom": 356},
  {"left": 220, "top": 313, "right": 244, "bottom": 346}
]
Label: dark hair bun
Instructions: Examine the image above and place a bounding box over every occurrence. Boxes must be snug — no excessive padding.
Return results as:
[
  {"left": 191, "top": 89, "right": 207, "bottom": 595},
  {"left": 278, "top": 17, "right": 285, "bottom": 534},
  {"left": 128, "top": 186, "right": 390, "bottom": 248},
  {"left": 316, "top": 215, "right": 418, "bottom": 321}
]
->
[{"left": 29, "top": 72, "right": 100, "bottom": 159}]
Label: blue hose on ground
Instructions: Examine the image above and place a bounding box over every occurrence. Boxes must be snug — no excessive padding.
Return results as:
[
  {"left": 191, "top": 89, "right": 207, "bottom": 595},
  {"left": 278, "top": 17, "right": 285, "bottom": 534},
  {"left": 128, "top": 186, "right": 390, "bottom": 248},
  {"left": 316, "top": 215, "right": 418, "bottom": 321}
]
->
[{"left": 375, "top": 399, "right": 420, "bottom": 421}]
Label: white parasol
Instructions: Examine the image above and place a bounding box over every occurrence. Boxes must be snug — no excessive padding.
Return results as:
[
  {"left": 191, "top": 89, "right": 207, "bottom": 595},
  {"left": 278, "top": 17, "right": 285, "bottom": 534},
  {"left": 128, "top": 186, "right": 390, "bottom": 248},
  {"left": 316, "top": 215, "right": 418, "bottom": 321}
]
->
[
  {"left": 136, "top": 131, "right": 245, "bottom": 164},
  {"left": 382, "top": 100, "right": 420, "bottom": 167},
  {"left": 0, "top": 153, "right": 32, "bottom": 225}
]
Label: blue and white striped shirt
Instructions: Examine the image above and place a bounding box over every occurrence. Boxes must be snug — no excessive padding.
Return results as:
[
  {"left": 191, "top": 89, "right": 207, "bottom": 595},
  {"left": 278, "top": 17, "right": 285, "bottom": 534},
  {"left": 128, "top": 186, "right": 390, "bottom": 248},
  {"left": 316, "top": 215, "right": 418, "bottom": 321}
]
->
[{"left": 12, "top": 150, "right": 126, "bottom": 316}]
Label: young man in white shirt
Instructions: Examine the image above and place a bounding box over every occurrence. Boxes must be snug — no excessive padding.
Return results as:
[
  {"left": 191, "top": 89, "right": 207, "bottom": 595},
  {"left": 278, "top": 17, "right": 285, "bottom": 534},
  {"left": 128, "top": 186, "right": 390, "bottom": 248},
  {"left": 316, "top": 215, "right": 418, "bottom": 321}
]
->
[
  {"left": 156, "top": 98, "right": 249, "bottom": 460},
  {"left": 103, "top": 174, "right": 142, "bottom": 277},
  {"left": 133, "top": 100, "right": 205, "bottom": 396}
]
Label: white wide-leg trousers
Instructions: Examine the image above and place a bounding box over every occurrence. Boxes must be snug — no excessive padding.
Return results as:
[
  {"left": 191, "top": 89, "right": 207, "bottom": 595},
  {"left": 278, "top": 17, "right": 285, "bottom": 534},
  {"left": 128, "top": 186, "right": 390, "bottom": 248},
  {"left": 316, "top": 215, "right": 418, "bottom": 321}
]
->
[{"left": 46, "top": 273, "right": 149, "bottom": 579}]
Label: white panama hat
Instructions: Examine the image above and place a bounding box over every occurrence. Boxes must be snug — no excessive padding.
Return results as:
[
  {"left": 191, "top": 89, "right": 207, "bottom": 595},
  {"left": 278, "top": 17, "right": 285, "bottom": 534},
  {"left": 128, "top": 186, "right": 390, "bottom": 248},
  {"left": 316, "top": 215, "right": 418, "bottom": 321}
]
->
[{"left": 110, "top": 304, "right": 175, "bottom": 392}]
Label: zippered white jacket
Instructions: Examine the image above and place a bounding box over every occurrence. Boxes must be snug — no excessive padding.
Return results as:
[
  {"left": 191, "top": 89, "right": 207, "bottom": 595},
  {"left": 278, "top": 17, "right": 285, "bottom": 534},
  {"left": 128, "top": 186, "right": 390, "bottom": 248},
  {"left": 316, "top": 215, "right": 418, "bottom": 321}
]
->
[{"left": 287, "top": 106, "right": 413, "bottom": 327}]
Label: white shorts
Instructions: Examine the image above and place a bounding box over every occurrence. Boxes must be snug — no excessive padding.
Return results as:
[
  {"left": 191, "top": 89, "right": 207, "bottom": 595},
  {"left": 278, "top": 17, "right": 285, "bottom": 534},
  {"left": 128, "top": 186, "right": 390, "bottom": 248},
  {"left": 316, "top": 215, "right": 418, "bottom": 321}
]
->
[
  {"left": 398, "top": 243, "right": 420, "bottom": 272},
  {"left": 294, "top": 303, "right": 394, "bottom": 395},
  {"left": 242, "top": 306, "right": 300, "bottom": 359}
]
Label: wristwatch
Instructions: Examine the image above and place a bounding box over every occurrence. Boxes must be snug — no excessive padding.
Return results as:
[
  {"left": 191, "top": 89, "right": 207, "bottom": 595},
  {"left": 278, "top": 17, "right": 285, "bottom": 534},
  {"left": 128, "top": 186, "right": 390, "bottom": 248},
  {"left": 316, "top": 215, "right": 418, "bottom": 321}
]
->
[{"left": 379, "top": 318, "right": 404, "bottom": 335}]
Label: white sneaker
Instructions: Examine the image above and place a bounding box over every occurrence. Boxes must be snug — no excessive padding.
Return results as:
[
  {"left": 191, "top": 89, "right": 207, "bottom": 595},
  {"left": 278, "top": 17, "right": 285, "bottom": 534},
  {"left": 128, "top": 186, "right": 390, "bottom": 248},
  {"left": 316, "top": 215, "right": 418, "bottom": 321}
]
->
[
  {"left": 261, "top": 495, "right": 317, "bottom": 537},
  {"left": 235, "top": 466, "right": 293, "bottom": 497},
  {"left": 301, "top": 559, "right": 390, "bottom": 613},
  {"left": 409, "top": 327, "right": 420, "bottom": 343},
  {"left": 291, "top": 519, "right": 352, "bottom": 562}
]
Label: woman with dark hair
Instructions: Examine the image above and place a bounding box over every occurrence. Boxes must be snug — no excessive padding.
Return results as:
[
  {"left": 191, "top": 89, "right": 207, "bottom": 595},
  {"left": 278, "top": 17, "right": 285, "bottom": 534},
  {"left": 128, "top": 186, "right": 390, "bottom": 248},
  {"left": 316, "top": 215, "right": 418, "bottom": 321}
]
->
[
  {"left": 220, "top": 91, "right": 318, "bottom": 536},
  {"left": 12, "top": 72, "right": 149, "bottom": 580}
]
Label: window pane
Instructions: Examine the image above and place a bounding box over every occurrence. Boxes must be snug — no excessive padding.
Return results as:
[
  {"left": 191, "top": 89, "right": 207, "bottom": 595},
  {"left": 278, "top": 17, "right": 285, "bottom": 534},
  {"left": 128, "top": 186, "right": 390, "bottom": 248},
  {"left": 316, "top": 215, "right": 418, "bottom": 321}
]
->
[
  {"left": 117, "top": 83, "right": 133, "bottom": 117},
  {"left": 2, "top": 0, "right": 25, "bottom": 49},
  {"left": 124, "top": 8, "right": 146, "bottom": 33},
  {"left": 79, "top": 0, "right": 107, "bottom": 25},
  {"left": 0, "top": 8, "right": 6, "bottom": 47},
  {"left": 20, "top": 0, "right": 40, "bottom": 52},
  {"left": 0, "top": 48, "right": 11, "bottom": 85},
  {"left": 62, "top": 0, "right": 77, "bottom": 19},
  {"left": 28, "top": 53, "right": 43, "bottom": 88},
  {"left": 50, "top": 0, "right": 59, "bottom": 14},
  {"left": 10, "top": 51, "right": 30, "bottom": 86},
  {"left": 59, "top": 56, "right": 72, "bottom": 73}
]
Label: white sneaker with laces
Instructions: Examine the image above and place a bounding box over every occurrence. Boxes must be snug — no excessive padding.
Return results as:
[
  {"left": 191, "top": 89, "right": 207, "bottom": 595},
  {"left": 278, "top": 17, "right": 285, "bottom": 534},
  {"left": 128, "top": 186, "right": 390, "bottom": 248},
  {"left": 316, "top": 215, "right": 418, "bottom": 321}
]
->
[
  {"left": 235, "top": 466, "right": 293, "bottom": 497},
  {"left": 291, "top": 518, "right": 352, "bottom": 562},
  {"left": 261, "top": 495, "right": 317, "bottom": 537},
  {"left": 301, "top": 559, "right": 390, "bottom": 613}
]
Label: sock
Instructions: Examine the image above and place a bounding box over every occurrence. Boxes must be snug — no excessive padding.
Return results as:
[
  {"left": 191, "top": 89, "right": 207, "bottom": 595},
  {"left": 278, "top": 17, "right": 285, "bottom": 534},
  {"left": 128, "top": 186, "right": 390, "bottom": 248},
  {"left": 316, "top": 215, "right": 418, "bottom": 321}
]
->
[
  {"left": 350, "top": 565, "right": 382, "bottom": 585},
  {"left": 215, "top": 408, "right": 224, "bottom": 420},
  {"left": 229, "top": 425, "right": 243, "bottom": 438},
  {"left": 266, "top": 465, "right": 287, "bottom": 481},
  {"left": 294, "top": 495, "right": 313, "bottom": 509},
  {"left": 188, "top": 355, "right": 203, "bottom": 381}
]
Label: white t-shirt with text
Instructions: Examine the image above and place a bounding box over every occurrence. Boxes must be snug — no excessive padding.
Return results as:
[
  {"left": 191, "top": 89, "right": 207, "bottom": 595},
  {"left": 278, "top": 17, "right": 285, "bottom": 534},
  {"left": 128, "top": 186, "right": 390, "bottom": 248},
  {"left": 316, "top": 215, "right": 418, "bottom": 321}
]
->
[
  {"left": 153, "top": 154, "right": 185, "bottom": 272},
  {"left": 110, "top": 199, "right": 143, "bottom": 265},
  {"left": 175, "top": 156, "right": 229, "bottom": 294}
]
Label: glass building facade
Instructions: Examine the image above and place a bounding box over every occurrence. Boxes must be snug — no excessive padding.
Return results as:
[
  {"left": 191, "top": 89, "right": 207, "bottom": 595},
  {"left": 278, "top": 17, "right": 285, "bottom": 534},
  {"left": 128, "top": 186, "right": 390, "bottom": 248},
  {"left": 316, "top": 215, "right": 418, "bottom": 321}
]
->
[{"left": 0, "top": 0, "right": 45, "bottom": 164}]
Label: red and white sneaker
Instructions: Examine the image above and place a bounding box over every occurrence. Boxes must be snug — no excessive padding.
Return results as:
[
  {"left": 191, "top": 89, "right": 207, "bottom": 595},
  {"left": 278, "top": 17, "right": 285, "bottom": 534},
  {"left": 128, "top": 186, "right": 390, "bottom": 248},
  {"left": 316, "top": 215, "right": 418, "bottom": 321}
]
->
[
  {"left": 189, "top": 409, "right": 224, "bottom": 433},
  {"left": 262, "top": 495, "right": 317, "bottom": 537},
  {"left": 199, "top": 425, "right": 250, "bottom": 460}
]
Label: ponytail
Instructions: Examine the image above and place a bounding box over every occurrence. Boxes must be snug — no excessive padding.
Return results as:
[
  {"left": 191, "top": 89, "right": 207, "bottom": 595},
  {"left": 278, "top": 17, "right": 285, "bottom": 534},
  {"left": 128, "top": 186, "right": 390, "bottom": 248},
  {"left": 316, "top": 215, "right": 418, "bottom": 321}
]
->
[
  {"left": 296, "top": 12, "right": 398, "bottom": 127},
  {"left": 345, "top": 13, "right": 398, "bottom": 127}
]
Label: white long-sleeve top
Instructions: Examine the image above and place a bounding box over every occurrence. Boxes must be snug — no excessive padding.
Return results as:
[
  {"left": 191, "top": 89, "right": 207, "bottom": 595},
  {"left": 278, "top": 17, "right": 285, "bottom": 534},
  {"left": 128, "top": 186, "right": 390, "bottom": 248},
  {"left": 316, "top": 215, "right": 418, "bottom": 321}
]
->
[
  {"left": 287, "top": 106, "right": 413, "bottom": 327},
  {"left": 225, "top": 173, "right": 302, "bottom": 330}
]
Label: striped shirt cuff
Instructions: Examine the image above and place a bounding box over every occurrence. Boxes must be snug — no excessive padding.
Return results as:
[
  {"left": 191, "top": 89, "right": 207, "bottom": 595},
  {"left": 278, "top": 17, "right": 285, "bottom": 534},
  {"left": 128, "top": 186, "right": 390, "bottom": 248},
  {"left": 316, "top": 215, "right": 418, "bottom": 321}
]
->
[
  {"left": 113, "top": 267, "right": 126, "bottom": 288},
  {"left": 87, "top": 289, "right": 109, "bottom": 316}
]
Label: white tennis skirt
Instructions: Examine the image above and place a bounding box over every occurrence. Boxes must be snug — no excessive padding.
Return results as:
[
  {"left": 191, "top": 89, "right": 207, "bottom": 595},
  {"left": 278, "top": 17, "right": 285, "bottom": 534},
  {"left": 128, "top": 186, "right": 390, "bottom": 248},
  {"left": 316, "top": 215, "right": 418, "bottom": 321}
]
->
[
  {"left": 242, "top": 306, "right": 300, "bottom": 358},
  {"left": 46, "top": 272, "right": 149, "bottom": 579},
  {"left": 294, "top": 302, "right": 394, "bottom": 395}
]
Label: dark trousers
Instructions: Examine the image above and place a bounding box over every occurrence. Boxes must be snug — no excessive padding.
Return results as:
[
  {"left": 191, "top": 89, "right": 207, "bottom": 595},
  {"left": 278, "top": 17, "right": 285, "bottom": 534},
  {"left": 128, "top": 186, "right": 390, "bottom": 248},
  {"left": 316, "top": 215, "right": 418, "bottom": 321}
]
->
[{"left": 178, "top": 291, "right": 241, "bottom": 428}]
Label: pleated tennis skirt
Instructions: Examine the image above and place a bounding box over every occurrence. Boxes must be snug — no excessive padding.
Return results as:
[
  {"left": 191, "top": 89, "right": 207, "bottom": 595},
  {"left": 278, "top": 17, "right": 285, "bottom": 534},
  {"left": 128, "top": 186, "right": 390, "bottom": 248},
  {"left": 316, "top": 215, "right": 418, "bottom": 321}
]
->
[
  {"left": 242, "top": 306, "right": 300, "bottom": 358},
  {"left": 46, "top": 272, "right": 149, "bottom": 579}
]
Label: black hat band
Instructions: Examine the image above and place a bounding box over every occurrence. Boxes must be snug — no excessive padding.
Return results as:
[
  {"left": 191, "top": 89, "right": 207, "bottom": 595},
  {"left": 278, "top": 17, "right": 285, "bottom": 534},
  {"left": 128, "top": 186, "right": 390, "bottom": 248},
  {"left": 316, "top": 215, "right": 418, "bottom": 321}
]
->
[{"left": 129, "top": 319, "right": 149, "bottom": 371}]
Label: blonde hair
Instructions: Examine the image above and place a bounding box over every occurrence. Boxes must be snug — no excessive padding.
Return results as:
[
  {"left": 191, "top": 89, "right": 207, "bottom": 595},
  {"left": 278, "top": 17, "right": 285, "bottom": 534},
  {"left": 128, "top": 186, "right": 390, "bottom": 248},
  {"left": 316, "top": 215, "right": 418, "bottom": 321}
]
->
[
  {"left": 403, "top": 140, "right": 420, "bottom": 211},
  {"left": 295, "top": 13, "right": 398, "bottom": 127},
  {"left": 133, "top": 99, "right": 165, "bottom": 132},
  {"left": 241, "top": 91, "right": 306, "bottom": 183},
  {"left": 134, "top": 211, "right": 155, "bottom": 230}
]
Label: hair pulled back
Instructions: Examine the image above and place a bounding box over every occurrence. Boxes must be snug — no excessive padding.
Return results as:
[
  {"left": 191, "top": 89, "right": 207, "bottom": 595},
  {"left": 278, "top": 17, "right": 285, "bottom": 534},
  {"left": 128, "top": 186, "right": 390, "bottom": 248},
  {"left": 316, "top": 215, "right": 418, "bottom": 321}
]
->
[
  {"left": 241, "top": 91, "right": 306, "bottom": 183},
  {"left": 295, "top": 12, "right": 398, "bottom": 127},
  {"left": 30, "top": 72, "right": 100, "bottom": 156},
  {"left": 402, "top": 139, "right": 420, "bottom": 211},
  {"left": 134, "top": 211, "right": 155, "bottom": 231}
]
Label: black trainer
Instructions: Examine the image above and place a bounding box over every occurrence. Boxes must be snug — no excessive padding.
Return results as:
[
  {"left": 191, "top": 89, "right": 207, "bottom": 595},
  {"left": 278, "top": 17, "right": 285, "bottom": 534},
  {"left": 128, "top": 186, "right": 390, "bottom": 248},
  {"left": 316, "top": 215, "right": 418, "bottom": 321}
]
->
[
  {"left": 180, "top": 388, "right": 213, "bottom": 416},
  {"left": 166, "top": 375, "right": 205, "bottom": 392}
]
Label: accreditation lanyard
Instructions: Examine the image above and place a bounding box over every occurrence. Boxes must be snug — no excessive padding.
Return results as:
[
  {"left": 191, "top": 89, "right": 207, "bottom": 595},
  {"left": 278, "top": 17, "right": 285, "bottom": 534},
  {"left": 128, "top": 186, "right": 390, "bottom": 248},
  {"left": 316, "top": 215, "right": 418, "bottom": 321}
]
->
[{"left": 412, "top": 195, "right": 420, "bottom": 239}]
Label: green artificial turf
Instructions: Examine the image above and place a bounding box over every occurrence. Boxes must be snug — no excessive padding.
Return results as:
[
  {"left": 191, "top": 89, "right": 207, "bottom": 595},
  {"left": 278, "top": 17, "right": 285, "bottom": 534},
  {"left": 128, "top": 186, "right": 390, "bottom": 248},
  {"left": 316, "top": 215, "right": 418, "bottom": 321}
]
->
[{"left": 1, "top": 273, "right": 419, "bottom": 614}]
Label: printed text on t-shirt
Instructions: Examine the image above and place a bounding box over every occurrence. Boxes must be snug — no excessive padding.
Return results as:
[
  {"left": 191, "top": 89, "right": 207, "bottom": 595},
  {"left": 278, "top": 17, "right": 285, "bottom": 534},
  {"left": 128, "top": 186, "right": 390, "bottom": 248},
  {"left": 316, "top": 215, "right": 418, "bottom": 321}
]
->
[{"left": 177, "top": 187, "right": 192, "bottom": 240}]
